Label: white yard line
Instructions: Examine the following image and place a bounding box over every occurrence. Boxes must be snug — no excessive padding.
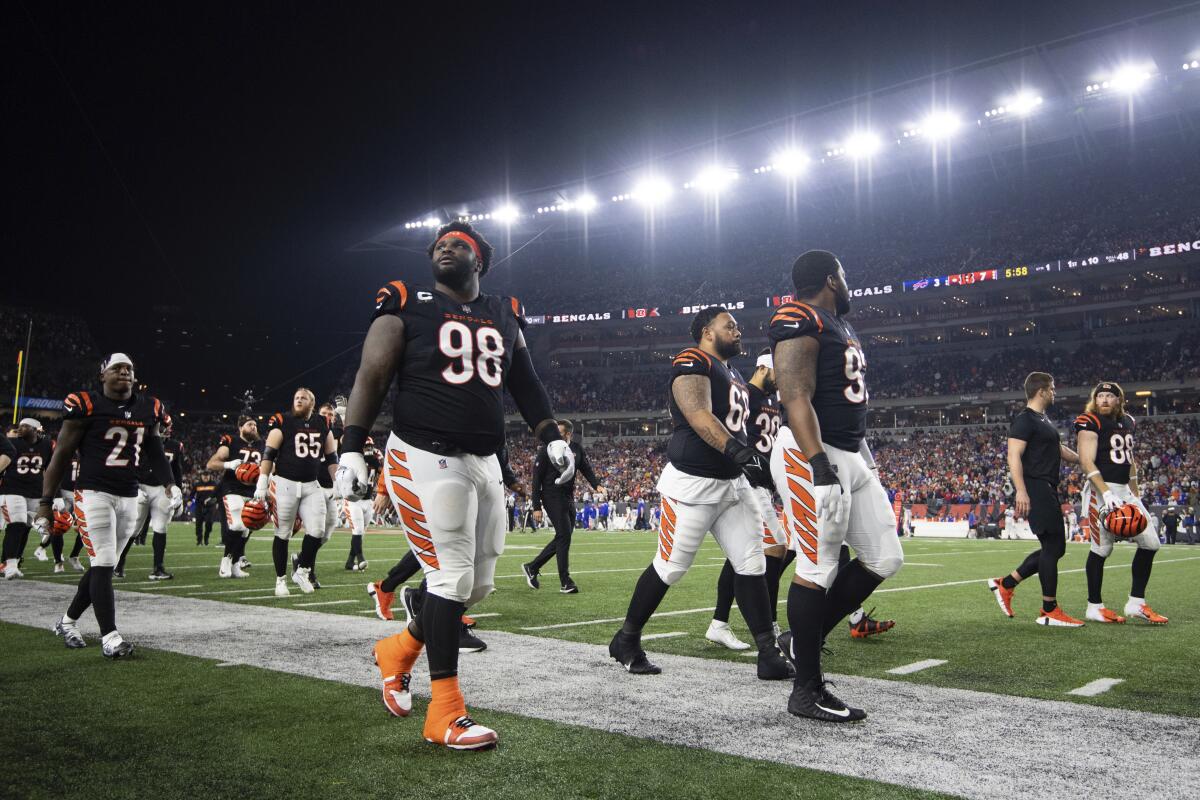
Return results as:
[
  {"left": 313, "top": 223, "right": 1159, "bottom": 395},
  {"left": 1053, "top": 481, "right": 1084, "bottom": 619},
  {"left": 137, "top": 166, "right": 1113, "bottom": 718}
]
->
[
  {"left": 641, "top": 632, "right": 687, "bottom": 641},
  {"left": 888, "top": 659, "right": 949, "bottom": 675},
  {"left": 295, "top": 599, "right": 359, "bottom": 607},
  {"left": 1068, "top": 678, "right": 1125, "bottom": 697}
]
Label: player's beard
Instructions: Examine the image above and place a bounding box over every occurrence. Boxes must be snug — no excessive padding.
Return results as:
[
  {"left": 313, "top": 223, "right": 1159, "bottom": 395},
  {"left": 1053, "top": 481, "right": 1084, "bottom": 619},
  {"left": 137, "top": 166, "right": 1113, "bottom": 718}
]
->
[
  {"left": 716, "top": 337, "right": 742, "bottom": 361},
  {"left": 434, "top": 258, "right": 474, "bottom": 292},
  {"left": 835, "top": 287, "right": 851, "bottom": 316}
]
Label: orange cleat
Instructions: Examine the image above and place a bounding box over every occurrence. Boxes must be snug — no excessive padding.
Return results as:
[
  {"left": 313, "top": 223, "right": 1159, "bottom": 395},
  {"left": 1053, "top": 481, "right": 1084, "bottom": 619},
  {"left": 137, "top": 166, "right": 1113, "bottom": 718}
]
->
[
  {"left": 849, "top": 608, "right": 895, "bottom": 639},
  {"left": 367, "top": 582, "right": 394, "bottom": 621},
  {"left": 1085, "top": 605, "right": 1125, "bottom": 624},
  {"left": 461, "top": 613, "right": 476, "bottom": 629},
  {"left": 1036, "top": 607, "right": 1085, "bottom": 627},
  {"left": 381, "top": 673, "right": 412, "bottom": 717},
  {"left": 1125, "top": 601, "right": 1168, "bottom": 624},
  {"left": 987, "top": 578, "right": 1015, "bottom": 618},
  {"left": 424, "top": 713, "right": 497, "bottom": 751}
]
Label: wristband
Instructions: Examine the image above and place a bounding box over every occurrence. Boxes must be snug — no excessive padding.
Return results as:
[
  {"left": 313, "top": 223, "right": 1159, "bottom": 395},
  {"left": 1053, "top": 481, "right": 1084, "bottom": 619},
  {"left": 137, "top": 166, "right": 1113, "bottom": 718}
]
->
[
  {"left": 1085, "top": 470, "right": 1100, "bottom": 479},
  {"left": 262, "top": 445, "right": 279, "bottom": 462},
  {"left": 323, "top": 451, "right": 338, "bottom": 467},
  {"left": 40, "top": 495, "right": 55, "bottom": 506},
  {"left": 341, "top": 424, "right": 368, "bottom": 454},
  {"left": 537, "top": 422, "right": 564, "bottom": 446},
  {"left": 809, "top": 451, "right": 838, "bottom": 484}
]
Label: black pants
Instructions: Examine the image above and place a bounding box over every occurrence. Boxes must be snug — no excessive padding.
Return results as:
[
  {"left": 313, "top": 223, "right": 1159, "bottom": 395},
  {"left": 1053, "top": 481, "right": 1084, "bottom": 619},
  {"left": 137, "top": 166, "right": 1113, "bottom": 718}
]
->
[
  {"left": 529, "top": 494, "right": 575, "bottom": 585},
  {"left": 1012, "top": 480, "right": 1067, "bottom": 598},
  {"left": 1165, "top": 526, "right": 1176, "bottom": 545},
  {"left": 195, "top": 501, "right": 215, "bottom": 544}
]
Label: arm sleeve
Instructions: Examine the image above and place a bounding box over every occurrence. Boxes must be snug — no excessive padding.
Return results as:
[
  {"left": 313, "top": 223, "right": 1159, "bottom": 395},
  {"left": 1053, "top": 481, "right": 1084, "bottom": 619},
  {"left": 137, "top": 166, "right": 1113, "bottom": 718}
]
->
[
  {"left": 506, "top": 346, "right": 556, "bottom": 432},
  {"left": 575, "top": 443, "right": 600, "bottom": 489},
  {"left": 171, "top": 444, "right": 184, "bottom": 486},
  {"left": 531, "top": 447, "right": 549, "bottom": 508},
  {"left": 497, "top": 443, "right": 518, "bottom": 487}
]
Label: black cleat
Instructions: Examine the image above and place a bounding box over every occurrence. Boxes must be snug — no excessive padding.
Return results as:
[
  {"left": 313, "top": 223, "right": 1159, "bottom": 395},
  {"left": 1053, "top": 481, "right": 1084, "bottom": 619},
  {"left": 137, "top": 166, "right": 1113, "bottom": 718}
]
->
[
  {"left": 102, "top": 640, "right": 134, "bottom": 659},
  {"left": 788, "top": 678, "right": 867, "bottom": 723},
  {"left": 148, "top": 568, "right": 174, "bottom": 581},
  {"left": 757, "top": 644, "right": 796, "bottom": 681},
  {"left": 345, "top": 556, "right": 356, "bottom": 571},
  {"left": 608, "top": 631, "right": 661, "bottom": 675},
  {"left": 522, "top": 563, "right": 539, "bottom": 589},
  {"left": 113, "top": 567, "right": 125, "bottom": 579},
  {"left": 560, "top": 578, "right": 579, "bottom": 594},
  {"left": 777, "top": 631, "right": 794, "bottom": 667},
  {"left": 399, "top": 586, "right": 420, "bottom": 626},
  {"left": 459, "top": 624, "right": 487, "bottom": 653}
]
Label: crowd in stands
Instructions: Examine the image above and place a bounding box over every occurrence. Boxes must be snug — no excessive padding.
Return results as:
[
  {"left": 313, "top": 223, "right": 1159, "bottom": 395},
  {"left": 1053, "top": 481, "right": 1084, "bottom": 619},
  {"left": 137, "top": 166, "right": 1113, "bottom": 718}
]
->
[{"left": 0, "top": 305, "right": 100, "bottom": 400}]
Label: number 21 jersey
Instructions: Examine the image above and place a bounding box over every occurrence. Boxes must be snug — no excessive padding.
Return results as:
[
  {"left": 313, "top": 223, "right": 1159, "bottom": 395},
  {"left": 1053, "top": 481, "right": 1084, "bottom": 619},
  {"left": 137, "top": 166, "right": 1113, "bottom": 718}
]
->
[
  {"left": 769, "top": 301, "right": 868, "bottom": 452},
  {"left": 63, "top": 390, "right": 168, "bottom": 497},
  {"left": 373, "top": 281, "right": 525, "bottom": 457}
]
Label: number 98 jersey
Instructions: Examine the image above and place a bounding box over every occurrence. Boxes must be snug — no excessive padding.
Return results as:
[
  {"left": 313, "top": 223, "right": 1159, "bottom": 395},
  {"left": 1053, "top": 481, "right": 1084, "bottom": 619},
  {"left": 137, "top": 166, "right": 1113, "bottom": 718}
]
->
[
  {"left": 769, "top": 302, "right": 867, "bottom": 452},
  {"left": 1073, "top": 411, "right": 1136, "bottom": 485},
  {"left": 666, "top": 347, "right": 749, "bottom": 480},
  {"left": 63, "top": 390, "right": 168, "bottom": 498},
  {"left": 373, "top": 281, "right": 525, "bottom": 457}
]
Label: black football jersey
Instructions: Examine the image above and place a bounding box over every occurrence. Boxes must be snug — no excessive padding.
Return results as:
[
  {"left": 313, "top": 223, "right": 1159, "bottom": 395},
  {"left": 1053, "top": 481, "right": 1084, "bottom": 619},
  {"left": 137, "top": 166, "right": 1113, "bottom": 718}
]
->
[
  {"left": 373, "top": 281, "right": 526, "bottom": 456},
  {"left": 139, "top": 438, "right": 185, "bottom": 487},
  {"left": 63, "top": 390, "right": 168, "bottom": 498},
  {"left": 666, "top": 346, "right": 750, "bottom": 480},
  {"left": 769, "top": 302, "right": 868, "bottom": 452},
  {"left": 746, "top": 383, "right": 780, "bottom": 458},
  {"left": 1008, "top": 408, "right": 1062, "bottom": 486},
  {"left": 0, "top": 436, "right": 18, "bottom": 485},
  {"left": 216, "top": 432, "right": 264, "bottom": 497},
  {"left": 363, "top": 444, "right": 383, "bottom": 498},
  {"left": 267, "top": 411, "right": 331, "bottom": 483},
  {"left": 0, "top": 436, "right": 54, "bottom": 498},
  {"left": 60, "top": 457, "right": 80, "bottom": 492},
  {"left": 1074, "top": 411, "right": 1136, "bottom": 485}
]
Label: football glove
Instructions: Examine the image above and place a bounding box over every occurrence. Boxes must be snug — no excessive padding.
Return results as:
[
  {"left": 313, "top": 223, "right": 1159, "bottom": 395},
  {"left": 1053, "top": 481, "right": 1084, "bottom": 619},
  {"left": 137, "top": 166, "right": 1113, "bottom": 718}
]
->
[
  {"left": 168, "top": 486, "right": 183, "bottom": 514},
  {"left": 547, "top": 439, "right": 576, "bottom": 486},
  {"left": 335, "top": 452, "right": 369, "bottom": 499},
  {"left": 32, "top": 513, "right": 51, "bottom": 539},
  {"left": 810, "top": 452, "right": 849, "bottom": 525},
  {"left": 1102, "top": 490, "right": 1121, "bottom": 514},
  {"left": 253, "top": 473, "right": 270, "bottom": 502},
  {"left": 723, "top": 440, "right": 775, "bottom": 492},
  {"left": 223, "top": 458, "right": 243, "bottom": 471}
]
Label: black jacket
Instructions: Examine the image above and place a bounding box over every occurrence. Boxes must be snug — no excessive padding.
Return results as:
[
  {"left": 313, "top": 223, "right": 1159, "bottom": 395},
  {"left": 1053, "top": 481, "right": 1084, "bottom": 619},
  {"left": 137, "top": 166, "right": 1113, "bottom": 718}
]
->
[{"left": 532, "top": 440, "right": 598, "bottom": 508}]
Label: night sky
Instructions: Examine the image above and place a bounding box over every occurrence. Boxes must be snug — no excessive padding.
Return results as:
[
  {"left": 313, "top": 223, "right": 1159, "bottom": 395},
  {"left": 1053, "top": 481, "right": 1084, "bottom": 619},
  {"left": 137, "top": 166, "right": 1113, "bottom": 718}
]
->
[{"left": 7, "top": 0, "right": 1189, "bottom": 407}]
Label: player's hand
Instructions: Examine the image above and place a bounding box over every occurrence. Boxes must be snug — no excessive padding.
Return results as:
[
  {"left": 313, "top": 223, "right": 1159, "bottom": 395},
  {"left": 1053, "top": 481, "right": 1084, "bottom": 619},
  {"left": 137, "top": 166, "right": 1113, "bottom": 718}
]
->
[
  {"left": 335, "top": 452, "right": 369, "bottom": 499},
  {"left": 1015, "top": 490, "right": 1030, "bottom": 518},
  {"left": 809, "top": 452, "right": 848, "bottom": 525},
  {"left": 373, "top": 493, "right": 390, "bottom": 516},
  {"left": 1102, "top": 490, "right": 1121, "bottom": 513},
  {"left": 723, "top": 441, "right": 775, "bottom": 491},
  {"left": 547, "top": 440, "right": 576, "bottom": 485},
  {"left": 253, "top": 473, "right": 270, "bottom": 503},
  {"left": 223, "top": 458, "right": 243, "bottom": 471},
  {"left": 168, "top": 486, "right": 183, "bottom": 513},
  {"left": 33, "top": 502, "right": 52, "bottom": 538}
]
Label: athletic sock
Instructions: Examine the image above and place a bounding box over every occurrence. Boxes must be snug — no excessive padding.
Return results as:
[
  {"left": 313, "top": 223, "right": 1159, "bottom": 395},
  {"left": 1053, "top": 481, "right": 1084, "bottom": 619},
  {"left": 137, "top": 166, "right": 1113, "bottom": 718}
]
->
[
  {"left": 272, "top": 537, "right": 289, "bottom": 577},
  {"left": 51, "top": 534, "right": 64, "bottom": 563},
  {"left": 620, "top": 565, "right": 670, "bottom": 636},
  {"left": 116, "top": 536, "right": 134, "bottom": 573},
  {"left": 382, "top": 551, "right": 421, "bottom": 593},
  {"left": 66, "top": 568, "right": 93, "bottom": 620},
  {"left": 298, "top": 534, "right": 322, "bottom": 570},
  {"left": 712, "top": 560, "right": 735, "bottom": 624},
  {"left": 1130, "top": 548, "right": 1155, "bottom": 598},
  {"left": 89, "top": 566, "right": 116, "bottom": 636},
  {"left": 1042, "top": 599, "right": 1057, "bottom": 613},
  {"left": 151, "top": 531, "right": 167, "bottom": 570},
  {"left": 732, "top": 572, "right": 773, "bottom": 638},
  {"left": 71, "top": 534, "right": 84, "bottom": 558},
  {"left": 786, "top": 581, "right": 826, "bottom": 686},
  {"left": 848, "top": 607, "right": 865, "bottom": 626},
  {"left": 1085, "top": 551, "right": 1106, "bottom": 605},
  {"left": 822, "top": 559, "right": 884, "bottom": 636},
  {"left": 422, "top": 592, "right": 465, "bottom": 681},
  {"left": 1000, "top": 574, "right": 1018, "bottom": 590},
  {"left": 764, "top": 553, "right": 785, "bottom": 621}
]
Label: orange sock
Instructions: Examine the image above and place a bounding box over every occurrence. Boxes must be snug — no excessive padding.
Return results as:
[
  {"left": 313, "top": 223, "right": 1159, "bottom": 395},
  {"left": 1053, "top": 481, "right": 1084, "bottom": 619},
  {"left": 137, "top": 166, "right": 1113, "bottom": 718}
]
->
[
  {"left": 423, "top": 676, "right": 466, "bottom": 740},
  {"left": 374, "top": 630, "right": 424, "bottom": 678}
]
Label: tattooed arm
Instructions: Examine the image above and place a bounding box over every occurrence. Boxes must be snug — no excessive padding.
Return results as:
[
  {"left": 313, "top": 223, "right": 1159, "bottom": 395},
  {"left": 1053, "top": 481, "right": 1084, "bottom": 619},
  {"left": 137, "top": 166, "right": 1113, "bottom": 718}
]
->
[{"left": 672, "top": 374, "right": 731, "bottom": 453}]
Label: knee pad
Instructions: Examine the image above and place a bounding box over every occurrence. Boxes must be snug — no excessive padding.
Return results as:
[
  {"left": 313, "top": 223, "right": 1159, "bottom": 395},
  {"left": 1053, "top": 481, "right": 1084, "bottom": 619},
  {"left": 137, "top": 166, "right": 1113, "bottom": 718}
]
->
[
  {"left": 652, "top": 558, "right": 687, "bottom": 586},
  {"left": 1090, "top": 540, "right": 1113, "bottom": 558},
  {"left": 430, "top": 481, "right": 469, "bottom": 533},
  {"left": 1138, "top": 533, "right": 1160, "bottom": 552},
  {"left": 731, "top": 551, "right": 766, "bottom": 577},
  {"left": 273, "top": 529, "right": 292, "bottom": 541},
  {"left": 865, "top": 553, "right": 904, "bottom": 580},
  {"left": 466, "top": 582, "right": 494, "bottom": 608}
]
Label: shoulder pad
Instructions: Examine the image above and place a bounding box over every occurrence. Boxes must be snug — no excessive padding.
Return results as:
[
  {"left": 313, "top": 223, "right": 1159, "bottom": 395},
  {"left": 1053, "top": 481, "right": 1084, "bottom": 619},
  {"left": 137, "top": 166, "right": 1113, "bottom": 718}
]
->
[
  {"left": 671, "top": 347, "right": 712, "bottom": 377},
  {"left": 63, "top": 391, "right": 94, "bottom": 419},
  {"left": 374, "top": 280, "right": 409, "bottom": 316},
  {"left": 769, "top": 302, "right": 824, "bottom": 340},
  {"left": 1073, "top": 413, "right": 1101, "bottom": 433}
]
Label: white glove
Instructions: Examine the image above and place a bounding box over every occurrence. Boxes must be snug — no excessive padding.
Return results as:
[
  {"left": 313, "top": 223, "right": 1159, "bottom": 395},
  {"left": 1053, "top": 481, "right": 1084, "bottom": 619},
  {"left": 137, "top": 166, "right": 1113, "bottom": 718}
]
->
[
  {"left": 813, "top": 483, "right": 850, "bottom": 525},
  {"left": 547, "top": 439, "right": 576, "bottom": 486},
  {"left": 335, "top": 452, "right": 369, "bottom": 500},
  {"left": 223, "top": 459, "right": 243, "bottom": 471},
  {"left": 1102, "top": 490, "right": 1121, "bottom": 513},
  {"left": 52, "top": 497, "right": 67, "bottom": 513},
  {"left": 168, "top": 486, "right": 183, "bottom": 513},
  {"left": 254, "top": 473, "right": 270, "bottom": 502},
  {"left": 32, "top": 515, "right": 50, "bottom": 538}
]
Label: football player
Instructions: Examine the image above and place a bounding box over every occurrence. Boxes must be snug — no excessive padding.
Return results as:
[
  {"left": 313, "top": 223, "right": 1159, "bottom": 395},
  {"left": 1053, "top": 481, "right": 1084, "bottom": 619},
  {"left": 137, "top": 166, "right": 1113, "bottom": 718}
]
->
[
  {"left": 1075, "top": 382, "right": 1167, "bottom": 624},
  {"left": 206, "top": 415, "right": 263, "bottom": 578},
  {"left": 610, "top": 308, "right": 793, "bottom": 682},
  {"left": 131, "top": 416, "right": 185, "bottom": 580},
  {"left": 37, "top": 354, "right": 181, "bottom": 657},
  {"left": 343, "top": 438, "right": 382, "bottom": 571},
  {"left": 770, "top": 251, "right": 904, "bottom": 722},
  {"left": 2, "top": 419, "right": 54, "bottom": 578},
  {"left": 337, "top": 220, "right": 573, "bottom": 750},
  {"left": 255, "top": 389, "right": 338, "bottom": 597}
]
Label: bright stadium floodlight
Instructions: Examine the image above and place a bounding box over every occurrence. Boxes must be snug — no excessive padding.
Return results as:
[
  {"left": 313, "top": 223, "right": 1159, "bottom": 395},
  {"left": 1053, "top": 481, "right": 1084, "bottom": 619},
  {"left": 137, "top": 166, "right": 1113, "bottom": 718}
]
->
[
  {"left": 572, "top": 193, "right": 598, "bottom": 213},
  {"left": 491, "top": 204, "right": 520, "bottom": 224},
  {"left": 771, "top": 149, "right": 810, "bottom": 176},
  {"left": 921, "top": 111, "right": 962, "bottom": 140},
  {"left": 687, "top": 166, "right": 738, "bottom": 193},
  {"left": 1110, "top": 64, "right": 1153, "bottom": 93},
  {"left": 1009, "top": 91, "right": 1043, "bottom": 116},
  {"left": 423, "top": 217, "right": 440, "bottom": 228},
  {"left": 843, "top": 131, "right": 881, "bottom": 160},
  {"left": 631, "top": 176, "right": 673, "bottom": 206}
]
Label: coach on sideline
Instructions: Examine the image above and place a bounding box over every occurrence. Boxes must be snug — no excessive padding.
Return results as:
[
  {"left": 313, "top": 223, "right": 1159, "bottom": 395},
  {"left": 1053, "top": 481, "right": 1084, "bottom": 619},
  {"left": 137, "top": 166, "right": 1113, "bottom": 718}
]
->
[{"left": 522, "top": 420, "right": 602, "bottom": 594}]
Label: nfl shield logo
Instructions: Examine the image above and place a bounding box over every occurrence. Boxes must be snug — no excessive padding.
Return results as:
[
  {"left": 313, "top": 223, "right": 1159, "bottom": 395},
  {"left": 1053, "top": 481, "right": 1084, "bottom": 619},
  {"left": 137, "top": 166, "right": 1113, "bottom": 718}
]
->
[
  {"left": 438, "top": 459, "right": 448, "bottom": 470},
  {"left": 462, "top": 305, "right": 471, "bottom": 313},
  {"left": 124, "top": 411, "right": 132, "bottom": 419}
]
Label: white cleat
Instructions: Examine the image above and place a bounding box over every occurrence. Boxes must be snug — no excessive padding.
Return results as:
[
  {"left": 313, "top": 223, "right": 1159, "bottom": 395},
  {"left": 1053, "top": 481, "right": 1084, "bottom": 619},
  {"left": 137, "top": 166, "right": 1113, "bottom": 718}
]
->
[
  {"left": 54, "top": 562, "right": 65, "bottom": 574},
  {"left": 275, "top": 577, "right": 290, "bottom": 597},
  {"left": 1123, "top": 600, "right": 1168, "bottom": 624},
  {"left": 33, "top": 547, "right": 49, "bottom": 562},
  {"left": 218, "top": 556, "right": 233, "bottom": 578},
  {"left": 291, "top": 566, "right": 315, "bottom": 594},
  {"left": 705, "top": 620, "right": 751, "bottom": 650},
  {"left": 4, "top": 560, "right": 23, "bottom": 580},
  {"left": 231, "top": 562, "right": 250, "bottom": 579},
  {"left": 101, "top": 632, "right": 133, "bottom": 659},
  {"left": 69, "top": 557, "right": 84, "bottom": 572},
  {"left": 1085, "top": 604, "right": 1125, "bottom": 624}
]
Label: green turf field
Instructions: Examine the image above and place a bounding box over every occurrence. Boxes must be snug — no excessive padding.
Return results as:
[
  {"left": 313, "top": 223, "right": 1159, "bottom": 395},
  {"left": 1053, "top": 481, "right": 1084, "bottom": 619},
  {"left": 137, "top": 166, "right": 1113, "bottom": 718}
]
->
[
  {"left": 17, "top": 523, "right": 1199, "bottom": 717},
  {"left": 0, "top": 621, "right": 950, "bottom": 800}
]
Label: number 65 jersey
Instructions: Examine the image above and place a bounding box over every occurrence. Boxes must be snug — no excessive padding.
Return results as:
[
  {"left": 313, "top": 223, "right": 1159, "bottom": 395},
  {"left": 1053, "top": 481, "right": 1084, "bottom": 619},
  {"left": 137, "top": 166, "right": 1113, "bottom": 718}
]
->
[
  {"left": 769, "top": 302, "right": 867, "bottom": 452},
  {"left": 373, "top": 281, "right": 525, "bottom": 457},
  {"left": 63, "top": 390, "right": 168, "bottom": 497}
]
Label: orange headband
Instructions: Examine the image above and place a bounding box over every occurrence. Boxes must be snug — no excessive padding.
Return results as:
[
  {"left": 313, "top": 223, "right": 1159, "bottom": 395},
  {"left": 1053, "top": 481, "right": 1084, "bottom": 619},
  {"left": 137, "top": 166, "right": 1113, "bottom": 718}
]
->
[{"left": 436, "top": 231, "right": 482, "bottom": 263}]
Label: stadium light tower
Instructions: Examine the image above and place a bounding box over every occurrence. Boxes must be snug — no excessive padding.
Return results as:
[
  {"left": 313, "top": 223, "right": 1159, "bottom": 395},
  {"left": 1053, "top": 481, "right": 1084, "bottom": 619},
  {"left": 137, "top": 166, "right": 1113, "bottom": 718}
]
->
[
  {"left": 492, "top": 204, "right": 520, "bottom": 224},
  {"left": 1008, "top": 91, "right": 1043, "bottom": 116},
  {"left": 685, "top": 166, "right": 739, "bottom": 193},
  {"left": 770, "top": 149, "right": 809, "bottom": 176},
  {"left": 843, "top": 131, "right": 882, "bottom": 160},
  {"left": 920, "top": 111, "right": 962, "bottom": 140},
  {"left": 1110, "top": 64, "right": 1154, "bottom": 93},
  {"left": 631, "top": 176, "right": 673, "bottom": 206},
  {"left": 572, "top": 193, "right": 598, "bottom": 213}
]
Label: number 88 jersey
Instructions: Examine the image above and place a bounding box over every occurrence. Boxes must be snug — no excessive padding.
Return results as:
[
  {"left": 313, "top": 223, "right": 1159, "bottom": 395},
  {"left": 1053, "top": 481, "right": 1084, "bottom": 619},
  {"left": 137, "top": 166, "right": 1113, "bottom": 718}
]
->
[
  {"left": 769, "top": 301, "right": 867, "bottom": 452},
  {"left": 63, "top": 390, "right": 168, "bottom": 498},
  {"left": 1073, "top": 411, "right": 1135, "bottom": 485},
  {"left": 666, "top": 346, "right": 749, "bottom": 480},
  {"left": 373, "top": 280, "right": 525, "bottom": 457}
]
